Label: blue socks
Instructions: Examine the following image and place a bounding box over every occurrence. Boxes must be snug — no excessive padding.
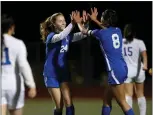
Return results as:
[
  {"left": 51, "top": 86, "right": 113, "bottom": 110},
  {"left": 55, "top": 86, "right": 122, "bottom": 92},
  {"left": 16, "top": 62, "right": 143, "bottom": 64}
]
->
[
  {"left": 124, "top": 108, "right": 134, "bottom": 115},
  {"left": 66, "top": 105, "right": 75, "bottom": 115},
  {"left": 102, "top": 106, "right": 112, "bottom": 115}
]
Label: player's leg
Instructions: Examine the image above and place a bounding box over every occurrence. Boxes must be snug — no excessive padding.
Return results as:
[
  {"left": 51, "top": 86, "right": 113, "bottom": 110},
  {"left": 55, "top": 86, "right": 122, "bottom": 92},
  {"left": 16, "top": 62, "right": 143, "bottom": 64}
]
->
[
  {"left": 9, "top": 109, "right": 23, "bottom": 115},
  {"left": 111, "top": 84, "right": 134, "bottom": 115},
  {"left": 134, "top": 83, "right": 146, "bottom": 115},
  {"left": 48, "top": 88, "right": 64, "bottom": 115},
  {"left": 102, "top": 85, "right": 113, "bottom": 115},
  {"left": 1, "top": 90, "right": 8, "bottom": 115},
  {"left": 134, "top": 71, "right": 146, "bottom": 115},
  {"left": 101, "top": 74, "right": 113, "bottom": 115},
  {"left": 7, "top": 90, "right": 25, "bottom": 115},
  {"left": 45, "top": 76, "right": 64, "bottom": 115},
  {"left": 1, "top": 104, "right": 7, "bottom": 115},
  {"left": 124, "top": 77, "right": 134, "bottom": 108},
  {"left": 124, "top": 83, "right": 134, "bottom": 108},
  {"left": 60, "top": 82, "right": 74, "bottom": 115}
]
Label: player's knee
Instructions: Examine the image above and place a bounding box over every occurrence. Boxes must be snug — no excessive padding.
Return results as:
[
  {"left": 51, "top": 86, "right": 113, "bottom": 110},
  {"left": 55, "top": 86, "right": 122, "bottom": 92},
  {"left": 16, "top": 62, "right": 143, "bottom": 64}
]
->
[
  {"left": 117, "top": 98, "right": 127, "bottom": 106},
  {"left": 135, "top": 91, "right": 144, "bottom": 98},
  {"left": 63, "top": 96, "right": 72, "bottom": 107},
  {"left": 61, "top": 82, "right": 73, "bottom": 106},
  {"left": 125, "top": 90, "right": 133, "bottom": 97}
]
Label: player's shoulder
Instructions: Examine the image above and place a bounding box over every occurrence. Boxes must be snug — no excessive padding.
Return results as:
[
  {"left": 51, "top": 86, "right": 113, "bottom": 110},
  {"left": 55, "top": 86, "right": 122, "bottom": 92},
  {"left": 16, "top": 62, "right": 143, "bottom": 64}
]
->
[
  {"left": 134, "top": 38, "right": 144, "bottom": 43},
  {"left": 46, "top": 32, "right": 55, "bottom": 43},
  {"left": 4, "top": 34, "right": 24, "bottom": 44},
  {"left": 107, "top": 27, "right": 121, "bottom": 33}
]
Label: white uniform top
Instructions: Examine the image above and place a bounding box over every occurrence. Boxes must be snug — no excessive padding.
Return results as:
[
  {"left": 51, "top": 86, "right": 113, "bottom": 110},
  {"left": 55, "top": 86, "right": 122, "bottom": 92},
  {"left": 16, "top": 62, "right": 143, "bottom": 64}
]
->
[
  {"left": 122, "top": 38, "right": 146, "bottom": 76},
  {"left": 1, "top": 34, "right": 36, "bottom": 91}
]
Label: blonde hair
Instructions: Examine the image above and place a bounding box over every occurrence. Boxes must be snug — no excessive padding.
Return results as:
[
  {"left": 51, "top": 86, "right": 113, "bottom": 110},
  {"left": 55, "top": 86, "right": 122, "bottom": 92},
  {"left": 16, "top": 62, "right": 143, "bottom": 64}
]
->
[{"left": 40, "top": 12, "right": 63, "bottom": 42}]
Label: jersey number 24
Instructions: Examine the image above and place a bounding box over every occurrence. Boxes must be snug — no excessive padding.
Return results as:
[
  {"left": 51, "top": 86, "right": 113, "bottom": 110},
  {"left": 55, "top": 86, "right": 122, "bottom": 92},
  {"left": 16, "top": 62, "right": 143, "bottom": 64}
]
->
[{"left": 1, "top": 47, "right": 11, "bottom": 65}]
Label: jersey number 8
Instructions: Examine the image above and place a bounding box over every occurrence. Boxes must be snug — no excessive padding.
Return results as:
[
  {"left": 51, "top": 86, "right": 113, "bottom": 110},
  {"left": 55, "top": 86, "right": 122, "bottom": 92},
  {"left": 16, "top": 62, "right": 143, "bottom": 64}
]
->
[{"left": 112, "top": 34, "right": 120, "bottom": 49}]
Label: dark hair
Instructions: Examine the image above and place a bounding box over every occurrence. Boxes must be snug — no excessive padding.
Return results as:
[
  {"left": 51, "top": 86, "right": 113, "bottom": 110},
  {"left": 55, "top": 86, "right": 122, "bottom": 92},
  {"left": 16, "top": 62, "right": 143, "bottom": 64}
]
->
[
  {"left": 1, "top": 14, "right": 15, "bottom": 57},
  {"left": 102, "top": 9, "right": 118, "bottom": 27},
  {"left": 124, "top": 24, "right": 136, "bottom": 42},
  {"left": 40, "top": 12, "right": 64, "bottom": 42}
]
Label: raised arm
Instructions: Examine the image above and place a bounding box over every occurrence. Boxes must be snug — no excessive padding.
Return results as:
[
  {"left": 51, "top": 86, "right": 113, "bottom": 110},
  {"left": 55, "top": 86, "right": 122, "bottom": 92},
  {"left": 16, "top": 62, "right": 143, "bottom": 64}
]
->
[
  {"left": 72, "top": 10, "right": 89, "bottom": 42},
  {"left": 51, "top": 23, "right": 74, "bottom": 43},
  {"left": 88, "top": 7, "right": 106, "bottom": 29},
  {"left": 50, "top": 11, "right": 77, "bottom": 43}
]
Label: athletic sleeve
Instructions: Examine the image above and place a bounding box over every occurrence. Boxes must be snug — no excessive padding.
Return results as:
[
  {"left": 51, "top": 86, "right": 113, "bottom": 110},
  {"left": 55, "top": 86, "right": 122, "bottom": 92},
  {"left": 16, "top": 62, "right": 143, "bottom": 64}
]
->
[
  {"left": 71, "top": 23, "right": 89, "bottom": 42},
  {"left": 50, "top": 23, "right": 73, "bottom": 43},
  {"left": 139, "top": 40, "right": 146, "bottom": 52},
  {"left": 71, "top": 32, "right": 87, "bottom": 42},
  {"left": 17, "top": 40, "right": 36, "bottom": 88},
  {"left": 88, "top": 29, "right": 102, "bottom": 40}
]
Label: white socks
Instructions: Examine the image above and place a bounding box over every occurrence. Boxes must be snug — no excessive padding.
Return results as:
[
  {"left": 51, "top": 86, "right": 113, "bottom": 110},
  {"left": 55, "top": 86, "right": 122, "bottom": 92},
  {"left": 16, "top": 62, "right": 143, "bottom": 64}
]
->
[
  {"left": 125, "top": 95, "right": 133, "bottom": 108},
  {"left": 138, "top": 96, "right": 146, "bottom": 115}
]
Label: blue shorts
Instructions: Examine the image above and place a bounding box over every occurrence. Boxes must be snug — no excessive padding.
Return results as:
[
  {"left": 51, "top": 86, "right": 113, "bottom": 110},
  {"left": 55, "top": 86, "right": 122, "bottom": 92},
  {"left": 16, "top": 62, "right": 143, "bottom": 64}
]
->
[
  {"left": 43, "top": 64, "right": 71, "bottom": 88},
  {"left": 108, "top": 66, "right": 128, "bottom": 85}
]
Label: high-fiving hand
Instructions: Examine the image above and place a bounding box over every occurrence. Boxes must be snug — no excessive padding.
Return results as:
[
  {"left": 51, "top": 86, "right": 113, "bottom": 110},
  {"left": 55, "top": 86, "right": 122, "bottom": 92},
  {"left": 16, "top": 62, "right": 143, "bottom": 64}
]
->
[
  {"left": 70, "top": 11, "right": 82, "bottom": 24},
  {"left": 88, "top": 7, "right": 98, "bottom": 21}
]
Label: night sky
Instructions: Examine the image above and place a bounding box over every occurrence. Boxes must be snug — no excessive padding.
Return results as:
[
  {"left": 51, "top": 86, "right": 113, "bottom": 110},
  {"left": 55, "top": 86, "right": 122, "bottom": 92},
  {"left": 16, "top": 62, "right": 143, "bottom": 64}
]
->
[{"left": 1, "top": 1, "right": 152, "bottom": 71}]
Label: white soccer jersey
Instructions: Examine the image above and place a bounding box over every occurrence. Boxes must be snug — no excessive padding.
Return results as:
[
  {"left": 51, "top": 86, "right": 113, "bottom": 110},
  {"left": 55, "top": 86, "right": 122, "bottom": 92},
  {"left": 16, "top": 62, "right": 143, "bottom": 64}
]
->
[
  {"left": 1, "top": 34, "right": 36, "bottom": 90},
  {"left": 122, "top": 38, "right": 146, "bottom": 76}
]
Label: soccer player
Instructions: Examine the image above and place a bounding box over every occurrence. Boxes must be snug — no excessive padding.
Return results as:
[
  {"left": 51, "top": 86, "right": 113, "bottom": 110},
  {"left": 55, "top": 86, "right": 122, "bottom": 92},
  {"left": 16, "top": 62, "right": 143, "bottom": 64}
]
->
[
  {"left": 1, "top": 14, "right": 37, "bottom": 115},
  {"left": 77, "top": 8, "right": 135, "bottom": 115},
  {"left": 40, "top": 11, "right": 88, "bottom": 115},
  {"left": 123, "top": 24, "right": 147, "bottom": 115}
]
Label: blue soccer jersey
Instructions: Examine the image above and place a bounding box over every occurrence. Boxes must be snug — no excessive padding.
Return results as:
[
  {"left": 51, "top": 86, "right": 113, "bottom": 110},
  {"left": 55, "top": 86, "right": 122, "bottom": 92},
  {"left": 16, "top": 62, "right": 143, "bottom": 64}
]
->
[
  {"left": 43, "top": 32, "right": 72, "bottom": 87},
  {"left": 91, "top": 27, "right": 128, "bottom": 84}
]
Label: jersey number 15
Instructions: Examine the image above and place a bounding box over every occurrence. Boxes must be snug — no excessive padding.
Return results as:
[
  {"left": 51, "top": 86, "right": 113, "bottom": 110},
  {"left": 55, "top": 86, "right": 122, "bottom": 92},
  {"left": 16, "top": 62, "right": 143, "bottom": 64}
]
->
[
  {"left": 124, "top": 47, "right": 133, "bottom": 56},
  {"left": 1, "top": 47, "right": 11, "bottom": 65}
]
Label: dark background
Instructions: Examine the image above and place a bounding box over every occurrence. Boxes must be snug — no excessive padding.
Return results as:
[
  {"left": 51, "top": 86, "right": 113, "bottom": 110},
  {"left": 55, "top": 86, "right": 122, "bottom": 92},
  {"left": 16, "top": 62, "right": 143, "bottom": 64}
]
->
[{"left": 1, "top": 1, "right": 152, "bottom": 86}]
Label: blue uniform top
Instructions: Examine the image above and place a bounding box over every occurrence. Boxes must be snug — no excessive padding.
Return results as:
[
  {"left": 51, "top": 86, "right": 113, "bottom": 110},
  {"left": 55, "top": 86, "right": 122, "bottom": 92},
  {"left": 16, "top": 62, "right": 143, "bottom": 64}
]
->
[
  {"left": 92, "top": 27, "right": 127, "bottom": 73},
  {"left": 43, "top": 32, "right": 73, "bottom": 78}
]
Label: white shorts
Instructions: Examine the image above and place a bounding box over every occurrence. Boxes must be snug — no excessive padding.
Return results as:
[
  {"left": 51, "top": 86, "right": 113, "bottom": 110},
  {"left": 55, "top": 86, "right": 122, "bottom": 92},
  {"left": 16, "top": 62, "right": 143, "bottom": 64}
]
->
[
  {"left": 124, "top": 66, "right": 146, "bottom": 83},
  {"left": 1, "top": 90, "right": 25, "bottom": 109}
]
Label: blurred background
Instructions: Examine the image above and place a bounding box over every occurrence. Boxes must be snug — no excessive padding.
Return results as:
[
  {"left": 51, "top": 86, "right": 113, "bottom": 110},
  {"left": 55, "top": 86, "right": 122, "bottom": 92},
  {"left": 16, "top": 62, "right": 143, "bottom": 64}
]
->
[{"left": 1, "top": 1, "right": 152, "bottom": 115}]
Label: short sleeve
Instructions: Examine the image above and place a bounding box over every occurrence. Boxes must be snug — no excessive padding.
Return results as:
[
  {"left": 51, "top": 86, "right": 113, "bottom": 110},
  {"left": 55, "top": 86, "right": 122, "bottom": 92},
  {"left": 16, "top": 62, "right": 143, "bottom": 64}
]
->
[{"left": 139, "top": 40, "right": 146, "bottom": 52}]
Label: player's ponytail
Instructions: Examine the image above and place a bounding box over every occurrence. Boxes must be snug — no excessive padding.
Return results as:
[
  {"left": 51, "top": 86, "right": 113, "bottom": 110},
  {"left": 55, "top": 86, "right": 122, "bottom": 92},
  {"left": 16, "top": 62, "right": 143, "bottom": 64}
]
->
[
  {"left": 124, "top": 24, "right": 136, "bottom": 42},
  {"left": 40, "top": 12, "right": 64, "bottom": 43}
]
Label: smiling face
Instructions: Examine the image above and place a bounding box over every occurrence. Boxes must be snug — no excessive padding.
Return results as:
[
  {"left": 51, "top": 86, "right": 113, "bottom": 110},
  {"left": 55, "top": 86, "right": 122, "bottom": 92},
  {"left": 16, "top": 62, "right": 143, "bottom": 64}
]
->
[{"left": 54, "top": 15, "right": 66, "bottom": 32}]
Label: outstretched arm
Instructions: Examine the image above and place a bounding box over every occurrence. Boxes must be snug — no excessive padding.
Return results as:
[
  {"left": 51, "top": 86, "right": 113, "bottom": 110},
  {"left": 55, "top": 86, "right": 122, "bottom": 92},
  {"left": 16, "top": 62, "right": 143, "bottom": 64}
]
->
[
  {"left": 88, "top": 7, "right": 106, "bottom": 29},
  {"left": 51, "top": 23, "right": 75, "bottom": 43},
  {"left": 71, "top": 10, "right": 89, "bottom": 42},
  {"left": 50, "top": 11, "right": 77, "bottom": 43}
]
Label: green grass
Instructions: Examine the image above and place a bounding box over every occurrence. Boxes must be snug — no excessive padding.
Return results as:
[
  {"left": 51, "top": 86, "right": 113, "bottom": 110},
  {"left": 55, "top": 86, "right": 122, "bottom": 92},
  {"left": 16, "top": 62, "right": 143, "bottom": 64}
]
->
[{"left": 24, "top": 98, "right": 152, "bottom": 115}]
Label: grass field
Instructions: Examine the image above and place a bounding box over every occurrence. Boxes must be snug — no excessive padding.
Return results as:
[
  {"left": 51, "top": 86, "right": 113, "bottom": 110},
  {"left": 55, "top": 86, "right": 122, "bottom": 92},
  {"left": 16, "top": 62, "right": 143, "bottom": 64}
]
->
[{"left": 23, "top": 98, "right": 152, "bottom": 115}]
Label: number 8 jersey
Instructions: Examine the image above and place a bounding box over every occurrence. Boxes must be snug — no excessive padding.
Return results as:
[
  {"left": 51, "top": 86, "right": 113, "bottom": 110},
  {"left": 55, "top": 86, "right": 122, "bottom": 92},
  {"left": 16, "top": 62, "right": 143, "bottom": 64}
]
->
[{"left": 89, "top": 27, "right": 127, "bottom": 85}]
